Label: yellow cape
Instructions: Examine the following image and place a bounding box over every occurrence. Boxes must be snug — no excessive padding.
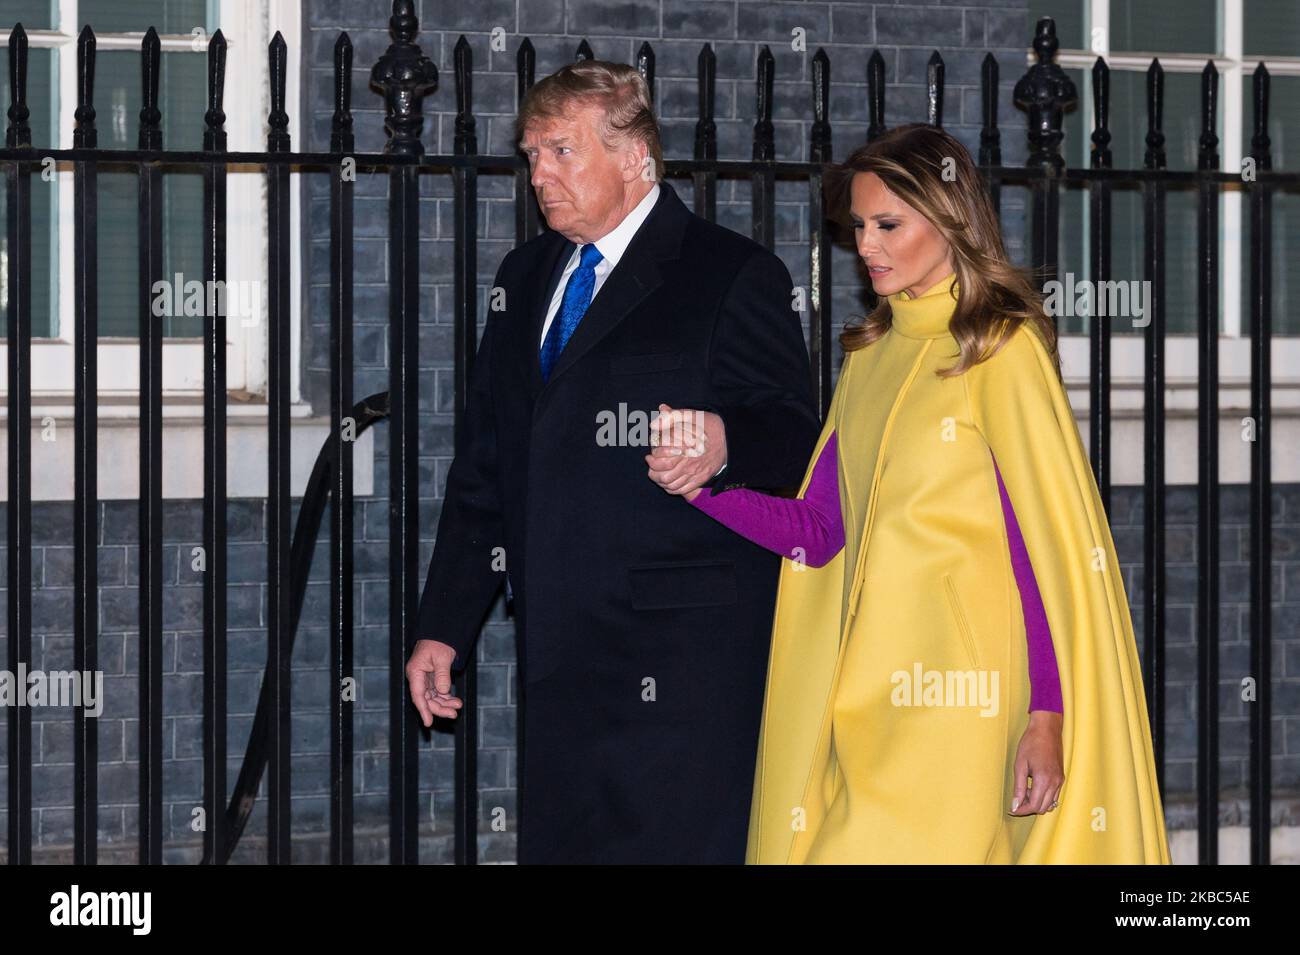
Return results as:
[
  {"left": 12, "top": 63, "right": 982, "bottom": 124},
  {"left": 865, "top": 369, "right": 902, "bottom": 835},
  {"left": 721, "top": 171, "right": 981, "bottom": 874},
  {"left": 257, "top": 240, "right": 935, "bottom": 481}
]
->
[{"left": 746, "top": 276, "right": 1171, "bottom": 864}]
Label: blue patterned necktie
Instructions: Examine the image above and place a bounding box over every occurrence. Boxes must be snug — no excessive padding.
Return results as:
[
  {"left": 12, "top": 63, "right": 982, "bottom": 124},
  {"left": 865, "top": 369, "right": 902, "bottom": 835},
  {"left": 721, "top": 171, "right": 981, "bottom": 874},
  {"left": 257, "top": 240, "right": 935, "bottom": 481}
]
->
[{"left": 540, "top": 243, "right": 604, "bottom": 383}]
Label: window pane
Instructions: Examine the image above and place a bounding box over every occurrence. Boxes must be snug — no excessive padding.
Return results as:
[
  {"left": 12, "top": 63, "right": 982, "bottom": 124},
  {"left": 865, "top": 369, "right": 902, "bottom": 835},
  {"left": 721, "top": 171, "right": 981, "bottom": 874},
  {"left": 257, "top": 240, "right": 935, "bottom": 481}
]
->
[
  {"left": 1110, "top": 0, "right": 1218, "bottom": 54},
  {"left": 1108, "top": 70, "right": 1206, "bottom": 334},
  {"left": 1240, "top": 75, "right": 1300, "bottom": 335},
  {"left": 1, "top": 1, "right": 56, "bottom": 30},
  {"left": 0, "top": 46, "right": 56, "bottom": 338},
  {"left": 1056, "top": 68, "right": 1089, "bottom": 335},
  {"left": 90, "top": 0, "right": 212, "bottom": 35},
  {"left": 1244, "top": 0, "right": 1300, "bottom": 58},
  {"left": 96, "top": 50, "right": 206, "bottom": 339},
  {"left": 1030, "top": 2, "right": 1087, "bottom": 50}
]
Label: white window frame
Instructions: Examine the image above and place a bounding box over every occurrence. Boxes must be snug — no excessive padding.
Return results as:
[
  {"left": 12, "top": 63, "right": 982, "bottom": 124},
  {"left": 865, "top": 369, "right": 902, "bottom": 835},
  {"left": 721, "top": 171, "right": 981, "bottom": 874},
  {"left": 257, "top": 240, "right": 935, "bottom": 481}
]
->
[
  {"left": 0, "top": 0, "right": 300, "bottom": 403},
  {"left": 1039, "top": 0, "right": 1300, "bottom": 486},
  {"left": 0, "top": 1, "right": 369, "bottom": 501}
]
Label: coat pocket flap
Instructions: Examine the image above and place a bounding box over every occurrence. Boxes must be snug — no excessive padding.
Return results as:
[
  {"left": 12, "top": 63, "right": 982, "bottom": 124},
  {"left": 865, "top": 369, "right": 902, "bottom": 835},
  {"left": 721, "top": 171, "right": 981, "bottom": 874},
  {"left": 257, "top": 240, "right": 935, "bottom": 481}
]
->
[
  {"left": 628, "top": 559, "right": 737, "bottom": 610},
  {"left": 609, "top": 352, "right": 685, "bottom": 375}
]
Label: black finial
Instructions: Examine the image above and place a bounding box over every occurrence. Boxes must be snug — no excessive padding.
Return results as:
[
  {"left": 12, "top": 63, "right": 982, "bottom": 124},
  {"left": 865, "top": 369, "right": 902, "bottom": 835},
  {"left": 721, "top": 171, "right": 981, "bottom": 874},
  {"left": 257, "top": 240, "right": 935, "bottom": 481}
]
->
[
  {"left": 1013, "top": 18, "right": 1078, "bottom": 169},
  {"left": 369, "top": 0, "right": 438, "bottom": 157}
]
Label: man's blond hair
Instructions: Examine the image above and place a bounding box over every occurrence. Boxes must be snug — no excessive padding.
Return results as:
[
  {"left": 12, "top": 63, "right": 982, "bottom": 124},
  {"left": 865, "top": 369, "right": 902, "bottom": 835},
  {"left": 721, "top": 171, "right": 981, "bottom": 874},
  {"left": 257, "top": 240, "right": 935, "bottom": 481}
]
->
[{"left": 517, "top": 60, "right": 663, "bottom": 181}]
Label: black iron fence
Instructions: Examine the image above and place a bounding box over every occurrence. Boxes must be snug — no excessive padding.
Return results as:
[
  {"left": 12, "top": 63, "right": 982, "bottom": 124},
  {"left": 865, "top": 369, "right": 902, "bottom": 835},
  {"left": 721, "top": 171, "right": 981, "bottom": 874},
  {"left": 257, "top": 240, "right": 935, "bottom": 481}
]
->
[{"left": 2, "top": 0, "right": 1294, "bottom": 864}]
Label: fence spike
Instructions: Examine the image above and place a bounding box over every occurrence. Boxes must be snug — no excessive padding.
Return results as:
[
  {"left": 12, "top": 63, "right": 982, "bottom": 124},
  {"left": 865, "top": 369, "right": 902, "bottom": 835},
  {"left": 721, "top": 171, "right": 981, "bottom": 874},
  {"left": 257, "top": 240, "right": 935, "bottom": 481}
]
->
[
  {"left": 1144, "top": 58, "right": 1165, "bottom": 170},
  {"left": 810, "top": 47, "right": 831, "bottom": 163},
  {"left": 454, "top": 35, "right": 477, "bottom": 155},
  {"left": 979, "top": 53, "right": 1000, "bottom": 166},
  {"left": 138, "top": 26, "right": 162, "bottom": 150},
  {"left": 516, "top": 37, "right": 535, "bottom": 105},
  {"left": 74, "top": 26, "right": 97, "bottom": 149},
  {"left": 1250, "top": 63, "right": 1271, "bottom": 170},
  {"left": 205, "top": 29, "right": 228, "bottom": 152},
  {"left": 1198, "top": 60, "right": 1219, "bottom": 172},
  {"left": 1090, "top": 56, "right": 1111, "bottom": 169},
  {"left": 927, "top": 50, "right": 944, "bottom": 128},
  {"left": 330, "top": 32, "right": 353, "bottom": 154},
  {"left": 637, "top": 41, "right": 655, "bottom": 104},
  {"left": 752, "top": 45, "right": 774, "bottom": 162},
  {"left": 694, "top": 43, "right": 717, "bottom": 160},
  {"left": 866, "top": 49, "right": 885, "bottom": 142},
  {"left": 268, "top": 30, "right": 289, "bottom": 152}
]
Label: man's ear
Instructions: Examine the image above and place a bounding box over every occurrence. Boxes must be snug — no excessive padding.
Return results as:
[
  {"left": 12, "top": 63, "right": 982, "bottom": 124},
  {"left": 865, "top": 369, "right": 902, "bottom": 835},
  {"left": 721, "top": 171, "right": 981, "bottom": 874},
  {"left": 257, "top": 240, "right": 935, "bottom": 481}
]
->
[{"left": 621, "top": 140, "right": 650, "bottom": 183}]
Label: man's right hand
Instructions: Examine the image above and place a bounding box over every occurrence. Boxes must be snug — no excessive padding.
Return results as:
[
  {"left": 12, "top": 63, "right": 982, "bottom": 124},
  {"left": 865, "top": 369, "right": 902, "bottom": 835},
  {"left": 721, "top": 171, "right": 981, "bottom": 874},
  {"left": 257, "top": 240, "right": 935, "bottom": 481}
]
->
[{"left": 406, "top": 639, "right": 464, "bottom": 726}]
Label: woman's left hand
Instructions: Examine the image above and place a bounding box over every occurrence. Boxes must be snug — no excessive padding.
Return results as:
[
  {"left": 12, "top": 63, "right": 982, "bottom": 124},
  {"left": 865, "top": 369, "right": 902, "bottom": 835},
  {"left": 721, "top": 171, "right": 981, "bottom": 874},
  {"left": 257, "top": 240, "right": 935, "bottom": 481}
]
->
[{"left": 1009, "top": 710, "right": 1064, "bottom": 815}]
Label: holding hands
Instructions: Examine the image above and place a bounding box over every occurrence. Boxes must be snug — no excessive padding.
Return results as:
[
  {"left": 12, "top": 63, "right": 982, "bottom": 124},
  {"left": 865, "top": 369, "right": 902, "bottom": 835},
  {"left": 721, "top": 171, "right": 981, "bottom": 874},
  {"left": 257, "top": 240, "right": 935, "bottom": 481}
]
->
[{"left": 645, "top": 403, "right": 727, "bottom": 502}]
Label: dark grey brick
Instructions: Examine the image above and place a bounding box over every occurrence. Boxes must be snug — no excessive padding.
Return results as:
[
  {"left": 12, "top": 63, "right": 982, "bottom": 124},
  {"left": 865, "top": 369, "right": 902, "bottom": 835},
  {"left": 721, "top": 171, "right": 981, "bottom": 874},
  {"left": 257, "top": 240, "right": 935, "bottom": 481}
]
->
[
  {"left": 565, "top": 0, "right": 659, "bottom": 37},
  {"left": 875, "top": 7, "right": 964, "bottom": 47},
  {"left": 520, "top": 0, "right": 565, "bottom": 33}
]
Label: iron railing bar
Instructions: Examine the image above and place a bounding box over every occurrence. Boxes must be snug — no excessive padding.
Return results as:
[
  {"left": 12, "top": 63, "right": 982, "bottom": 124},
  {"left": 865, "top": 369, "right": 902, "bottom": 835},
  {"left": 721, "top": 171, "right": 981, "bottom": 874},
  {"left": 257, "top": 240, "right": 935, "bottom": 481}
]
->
[
  {"left": 328, "top": 29, "right": 356, "bottom": 869},
  {"left": 71, "top": 22, "right": 100, "bottom": 866},
  {"left": 451, "top": 35, "right": 480, "bottom": 867},
  {"left": 200, "top": 27, "right": 230, "bottom": 867},
  {"left": 1141, "top": 57, "right": 1170, "bottom": 805},
  {"left": 4, "top": 21, "right": 35, "bottom": 867},
  {"left": 371, "top": 7, "right": 436, "bottom": 866},
  {"left": 265, "top": 29, "right": 293, "bottom": 865},
  {"left": 1247, "top": 63, "right": 1274, "bottom": 867},
  {"left": 1195, "top": 60, "right": 1222, "bottom": 867},
  {"left": 136, "top": 26, "right": 166, "bottom": 866}
]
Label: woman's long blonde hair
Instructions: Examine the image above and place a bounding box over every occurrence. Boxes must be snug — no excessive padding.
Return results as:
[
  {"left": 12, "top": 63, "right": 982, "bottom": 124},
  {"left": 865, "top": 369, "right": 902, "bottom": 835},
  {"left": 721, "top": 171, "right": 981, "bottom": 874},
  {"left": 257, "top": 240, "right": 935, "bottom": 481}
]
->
[{"left": 830, "top": 123, "right": 1062, "bottom": 381}]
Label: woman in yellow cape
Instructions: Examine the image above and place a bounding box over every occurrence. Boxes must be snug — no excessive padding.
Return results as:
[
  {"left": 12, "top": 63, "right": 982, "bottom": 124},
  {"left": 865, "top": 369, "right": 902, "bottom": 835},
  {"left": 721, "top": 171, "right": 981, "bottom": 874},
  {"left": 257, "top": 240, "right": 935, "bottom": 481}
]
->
[{"left": 649, "top": 124, "right": 1170, "bottom": 864}]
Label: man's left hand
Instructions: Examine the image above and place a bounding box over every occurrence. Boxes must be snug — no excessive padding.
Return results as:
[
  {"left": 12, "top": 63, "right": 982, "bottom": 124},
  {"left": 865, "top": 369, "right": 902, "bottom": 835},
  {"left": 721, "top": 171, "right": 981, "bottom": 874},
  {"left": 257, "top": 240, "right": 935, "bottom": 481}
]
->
[{"left": 645, "top": 403, "right": 727, "bottom": 496}]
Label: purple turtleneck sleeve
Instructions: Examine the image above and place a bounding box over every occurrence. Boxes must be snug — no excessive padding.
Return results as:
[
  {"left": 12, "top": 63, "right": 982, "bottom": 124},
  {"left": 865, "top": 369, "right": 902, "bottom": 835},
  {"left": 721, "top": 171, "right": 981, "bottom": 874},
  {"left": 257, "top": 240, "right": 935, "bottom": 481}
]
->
[{"left": 688, "top": 429, "right": 1063, "bottom": 714}]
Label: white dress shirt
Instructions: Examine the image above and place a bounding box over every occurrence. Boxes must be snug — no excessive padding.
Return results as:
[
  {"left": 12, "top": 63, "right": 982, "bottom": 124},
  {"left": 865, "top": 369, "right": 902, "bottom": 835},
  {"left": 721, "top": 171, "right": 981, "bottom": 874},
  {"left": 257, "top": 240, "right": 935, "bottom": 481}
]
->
[
  {"left": 537, "top": 181, "right": 726, "bottom": 482},
  {"left": 539, "top": 182, "right": 660, "bottom": 344}
]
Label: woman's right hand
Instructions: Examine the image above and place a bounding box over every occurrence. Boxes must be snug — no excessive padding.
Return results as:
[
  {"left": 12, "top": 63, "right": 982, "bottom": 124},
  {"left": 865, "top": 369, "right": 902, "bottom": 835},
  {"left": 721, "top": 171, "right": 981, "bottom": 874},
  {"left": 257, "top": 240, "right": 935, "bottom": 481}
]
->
[{"left": 646, "top": 404, "right": 714, "bottom": 499}]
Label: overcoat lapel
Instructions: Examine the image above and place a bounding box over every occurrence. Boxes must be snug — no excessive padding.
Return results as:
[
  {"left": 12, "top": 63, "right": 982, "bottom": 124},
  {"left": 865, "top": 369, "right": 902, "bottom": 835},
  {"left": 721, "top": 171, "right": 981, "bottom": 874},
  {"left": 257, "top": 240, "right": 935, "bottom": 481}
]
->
[{"left": 528, "top": 184, "right": 688, "bottom": 412}]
